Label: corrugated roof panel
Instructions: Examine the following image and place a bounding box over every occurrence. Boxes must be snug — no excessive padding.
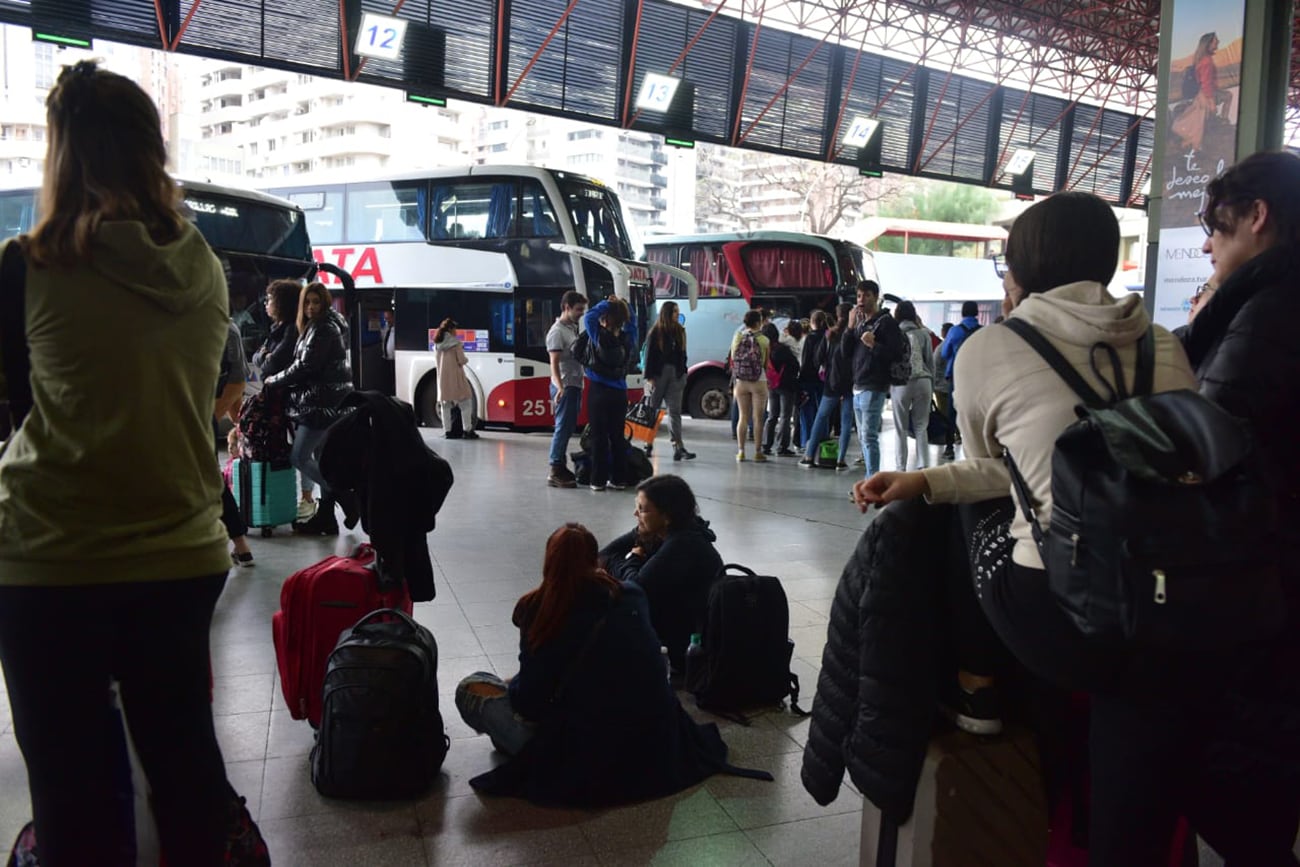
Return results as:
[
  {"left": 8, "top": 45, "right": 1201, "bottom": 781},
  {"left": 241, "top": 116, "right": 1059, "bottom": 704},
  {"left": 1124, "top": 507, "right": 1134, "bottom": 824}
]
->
[
  {"left": 631, "top": 1, "right": 739, "bottom": 140},
  {"left": 997, "top": 90, "right": 1066, "bottom": 192},
  {"left": 183, "top": 1, "right": 341, "bottom": 69},
  {"left": 1068, "top": 106, "right": 1132, "bottom": 202},
  {"left": 507, "top": 0, "right": 621, "bottom": 121},
  {"left": 920, "top": 76, "right": 992, "bottom": 181},
  {"left": 181, "top": 0, "right": 269, "bottom": 58},
  {"left": 836, "top": 54, "right": 916, "bottom": 170},
  {"left": 739, "top": 28, "right": 827, "bottom": 157}
]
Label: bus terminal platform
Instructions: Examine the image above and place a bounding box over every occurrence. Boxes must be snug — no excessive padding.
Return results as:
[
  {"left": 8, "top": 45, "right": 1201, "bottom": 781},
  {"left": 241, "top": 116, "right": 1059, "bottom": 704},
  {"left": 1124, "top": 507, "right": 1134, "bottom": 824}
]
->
[{"left": 0, "top": 417, "right": 1249, "bottom": 866}]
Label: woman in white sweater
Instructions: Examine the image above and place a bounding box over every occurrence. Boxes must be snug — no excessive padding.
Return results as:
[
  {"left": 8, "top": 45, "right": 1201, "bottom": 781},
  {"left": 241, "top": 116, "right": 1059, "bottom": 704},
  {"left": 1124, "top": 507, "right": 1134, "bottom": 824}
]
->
[{"left": 854, "top": 192, "right": 1215, "bottom": 865}]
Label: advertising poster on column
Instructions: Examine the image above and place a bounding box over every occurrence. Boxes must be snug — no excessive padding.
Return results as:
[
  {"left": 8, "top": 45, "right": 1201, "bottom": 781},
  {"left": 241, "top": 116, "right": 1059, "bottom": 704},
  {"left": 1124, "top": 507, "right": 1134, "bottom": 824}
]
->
[{"left": 1152, "top": 0, "right": 1245, "bottom": 330}]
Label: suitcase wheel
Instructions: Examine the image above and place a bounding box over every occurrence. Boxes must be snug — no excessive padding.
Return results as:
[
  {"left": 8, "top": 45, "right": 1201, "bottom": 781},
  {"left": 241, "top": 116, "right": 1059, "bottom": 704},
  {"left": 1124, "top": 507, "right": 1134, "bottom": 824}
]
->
[{"left": 261, "top": 528, "right": 274, "bottom": 538}]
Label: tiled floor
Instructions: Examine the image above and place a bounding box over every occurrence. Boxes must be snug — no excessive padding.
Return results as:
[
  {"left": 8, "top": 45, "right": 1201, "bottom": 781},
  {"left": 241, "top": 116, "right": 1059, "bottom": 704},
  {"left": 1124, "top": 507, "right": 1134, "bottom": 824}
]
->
[{"left": 0, "top": 416, "right": 903, "bottom": 865}]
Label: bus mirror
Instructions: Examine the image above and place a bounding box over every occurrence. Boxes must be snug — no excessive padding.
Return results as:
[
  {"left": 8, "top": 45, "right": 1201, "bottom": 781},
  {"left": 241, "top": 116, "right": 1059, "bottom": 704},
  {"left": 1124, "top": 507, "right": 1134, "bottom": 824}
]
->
[
  {"left": 548, "top": 243, "right": 631, "bottom": 302},
  {"left": 644, "top": 261, "right": 698, "bottom": 311}
]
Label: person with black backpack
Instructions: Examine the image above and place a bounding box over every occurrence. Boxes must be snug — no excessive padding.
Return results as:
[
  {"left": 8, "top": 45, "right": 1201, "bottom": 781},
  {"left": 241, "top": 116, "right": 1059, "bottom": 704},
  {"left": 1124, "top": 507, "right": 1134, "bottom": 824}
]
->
[
  {"left": 577, "top": 297, "right": 636, "bottom": 491},
  {"left": 851, "top": 192, "right": 1272, "bottom": 865}
]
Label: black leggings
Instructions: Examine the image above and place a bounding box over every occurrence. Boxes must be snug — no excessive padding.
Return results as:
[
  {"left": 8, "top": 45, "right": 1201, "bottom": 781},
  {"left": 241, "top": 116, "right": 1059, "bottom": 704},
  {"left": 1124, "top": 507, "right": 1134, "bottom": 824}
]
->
[
  {"left": 961, "top": 505, "right": 1299, "bottom": 866},
  {"left": 587, "top": 381, "right": 629, "bottom": 487},
  {"left": 0, "top": 573, "right": 233, "bottom": 866}
]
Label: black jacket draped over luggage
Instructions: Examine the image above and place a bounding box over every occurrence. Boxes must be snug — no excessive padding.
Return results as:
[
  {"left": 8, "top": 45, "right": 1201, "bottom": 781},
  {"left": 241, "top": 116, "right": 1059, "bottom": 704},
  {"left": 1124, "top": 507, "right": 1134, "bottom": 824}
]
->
[
  {"left": 318, "top": 391, "right": 453, "bottom": 602},
  {"left": 801, "top": 498, "right": 957, "bottom": 822}
]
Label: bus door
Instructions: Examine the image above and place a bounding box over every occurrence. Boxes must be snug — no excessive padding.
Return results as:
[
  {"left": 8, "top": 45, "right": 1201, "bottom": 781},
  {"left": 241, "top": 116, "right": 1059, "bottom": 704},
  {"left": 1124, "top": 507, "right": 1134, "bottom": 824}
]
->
[
  {"left": 354, "top": 290, "right": 396, "bottom": 394},
  {"left": 513, "top": 287, "right": 564, "bottom": 429}
]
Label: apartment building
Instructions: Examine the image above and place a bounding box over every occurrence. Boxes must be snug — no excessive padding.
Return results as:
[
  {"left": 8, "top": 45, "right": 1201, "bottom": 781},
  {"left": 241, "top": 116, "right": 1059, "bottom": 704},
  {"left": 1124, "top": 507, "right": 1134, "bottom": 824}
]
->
[{"left": 185, "top": 59, "right": 469, "bottom": 183}]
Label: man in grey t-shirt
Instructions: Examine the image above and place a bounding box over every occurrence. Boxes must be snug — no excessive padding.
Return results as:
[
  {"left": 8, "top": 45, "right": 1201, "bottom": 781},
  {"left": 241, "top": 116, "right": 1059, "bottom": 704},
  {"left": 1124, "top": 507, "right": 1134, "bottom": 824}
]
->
[{"left": 545, "top": 290, "right": 587, "bottom": 487}]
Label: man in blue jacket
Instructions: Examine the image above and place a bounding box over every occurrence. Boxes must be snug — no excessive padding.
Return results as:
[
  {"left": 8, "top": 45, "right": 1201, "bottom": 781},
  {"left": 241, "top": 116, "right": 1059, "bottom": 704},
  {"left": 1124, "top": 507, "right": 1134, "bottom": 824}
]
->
[{"left": 936, "top": 301, "right": 982, "bottom": 459}]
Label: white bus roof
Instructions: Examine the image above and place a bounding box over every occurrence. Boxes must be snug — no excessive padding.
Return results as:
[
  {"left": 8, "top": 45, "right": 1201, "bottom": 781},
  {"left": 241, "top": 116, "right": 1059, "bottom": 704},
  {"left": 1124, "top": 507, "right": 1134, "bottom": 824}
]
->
[{"left": 0, "top": 176, "right": 303, "bottom": 212}]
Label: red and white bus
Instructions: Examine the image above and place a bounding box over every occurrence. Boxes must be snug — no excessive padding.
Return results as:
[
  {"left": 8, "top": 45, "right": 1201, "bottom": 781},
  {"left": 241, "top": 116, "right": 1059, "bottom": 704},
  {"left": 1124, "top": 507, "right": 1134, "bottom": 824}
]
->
[{"left": 269, "top": 167, "right": 693, "bottom": 430}]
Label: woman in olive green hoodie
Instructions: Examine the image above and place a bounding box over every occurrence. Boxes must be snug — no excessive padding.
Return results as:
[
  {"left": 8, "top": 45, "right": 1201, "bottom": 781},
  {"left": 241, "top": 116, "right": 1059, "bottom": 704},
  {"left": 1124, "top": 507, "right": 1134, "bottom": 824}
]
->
[{"left": 0, "top": 62, "right": 246, "bottom": 864}]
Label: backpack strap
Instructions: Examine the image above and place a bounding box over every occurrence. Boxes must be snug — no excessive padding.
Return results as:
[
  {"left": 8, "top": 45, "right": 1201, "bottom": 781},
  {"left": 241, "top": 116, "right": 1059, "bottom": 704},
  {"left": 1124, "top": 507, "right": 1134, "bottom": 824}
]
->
[
  {"left": 1133, "top": 326, "right": 1156, "bottom": 397},
  {"left": 1003, "top": 318, "right": 1108, "bottom": 409},
  {"left": 0, "top": 240, "right": 31, "bottom": 431},
  {"left": 1003, "top": 450, "right": 1048, "bottom": 553}
]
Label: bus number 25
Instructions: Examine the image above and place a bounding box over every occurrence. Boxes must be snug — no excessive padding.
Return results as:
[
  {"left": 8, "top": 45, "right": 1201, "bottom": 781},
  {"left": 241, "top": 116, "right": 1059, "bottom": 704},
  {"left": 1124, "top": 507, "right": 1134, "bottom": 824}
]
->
[{"left": 521, "top": 399, "right": 550, "bottom": 417}]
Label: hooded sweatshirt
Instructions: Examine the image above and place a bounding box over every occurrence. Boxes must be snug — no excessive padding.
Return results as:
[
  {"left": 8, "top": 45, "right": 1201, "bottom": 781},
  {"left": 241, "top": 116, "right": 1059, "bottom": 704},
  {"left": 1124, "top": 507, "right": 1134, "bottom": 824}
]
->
[
  {"left": 0, "top": 222, "right": 231, "bottom": 585},
  {"left": 921, "top": 281, "right": 1196, "bottom": 569},
  {"left": 434, "top": 331, "right": 473, "bottom": 403}
]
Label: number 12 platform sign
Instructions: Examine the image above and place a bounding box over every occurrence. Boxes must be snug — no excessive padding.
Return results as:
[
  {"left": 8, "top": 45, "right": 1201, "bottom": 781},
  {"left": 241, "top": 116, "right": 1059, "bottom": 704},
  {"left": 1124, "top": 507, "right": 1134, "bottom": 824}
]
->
[{"left": 355, "top": 12, "right": 408, "bottom": 62}]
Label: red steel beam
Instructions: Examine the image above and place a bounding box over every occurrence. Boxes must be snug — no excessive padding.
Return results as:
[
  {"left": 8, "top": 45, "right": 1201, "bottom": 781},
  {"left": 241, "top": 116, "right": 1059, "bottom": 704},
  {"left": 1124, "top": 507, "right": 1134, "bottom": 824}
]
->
[
  {"left": 1063, "top": 77, "right": 1124, "bottom": 186},
  {"left": 917, "top": 71, "right": 1004, "bottom": 174},
  {"left": 494, "top": 0, "right": 508, "bottom": 104},
  {"left": 337, "top": 0, "right": 353, "bottom": 82},
  {"left": 501, "top": 0, "right": 585, "bottom": 107},
  {"left": 152, "top": 0, "right": 168, "bottom": 48},
  {"left": 730, "top": 0, "right": 767, "bottom": 146},
  {"left": 620, "top": 0, "right": 648, "bottom": 127},
  {"left": 170, "top": 0, "right": 205, "bottom": 51}
]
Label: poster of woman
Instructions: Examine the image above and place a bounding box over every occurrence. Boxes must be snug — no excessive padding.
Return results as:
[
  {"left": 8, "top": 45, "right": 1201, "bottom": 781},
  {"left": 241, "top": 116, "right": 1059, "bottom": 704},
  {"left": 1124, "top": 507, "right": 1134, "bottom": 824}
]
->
[{"left": 1151, "top": 0, "right": 1245, "bottom": 330}]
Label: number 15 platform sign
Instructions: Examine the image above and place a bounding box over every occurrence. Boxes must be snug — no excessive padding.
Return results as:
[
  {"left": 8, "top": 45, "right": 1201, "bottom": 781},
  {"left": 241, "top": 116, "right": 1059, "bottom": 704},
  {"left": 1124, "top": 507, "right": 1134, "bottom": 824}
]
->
[{"left": 355, "top": 12, "right": 408, "bottom": 62}]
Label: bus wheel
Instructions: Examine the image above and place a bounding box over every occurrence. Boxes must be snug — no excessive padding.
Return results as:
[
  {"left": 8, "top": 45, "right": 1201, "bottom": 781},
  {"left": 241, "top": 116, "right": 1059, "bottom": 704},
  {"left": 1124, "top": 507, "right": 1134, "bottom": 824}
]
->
[
  {"left": 416, "top": 377, "right": 442, "bottom": 428},
  {"left": 687, "top": 372, "right": 731, "bottom": 420}
]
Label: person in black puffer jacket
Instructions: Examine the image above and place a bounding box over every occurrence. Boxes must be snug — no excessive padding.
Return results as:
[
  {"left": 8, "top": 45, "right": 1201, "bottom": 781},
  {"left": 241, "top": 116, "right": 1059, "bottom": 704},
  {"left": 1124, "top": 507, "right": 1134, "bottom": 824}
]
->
[
  {"left": 263, "top": 281, "right": 352, "bottom": 535},
  {"left": 599, "top": 475, "right": 724, "bottom": 673},
  {"left": 797, "top": 309, "right": 828, "bottom": 452},
  {"left": 800, "top": 302, "right": 855, "bottom": 468},
  {"left": 235, "top": 278, "right": 299, "bottom": 467},
  {"left": 1179, "top": 151, "right": 1300, "bottom": 860}
]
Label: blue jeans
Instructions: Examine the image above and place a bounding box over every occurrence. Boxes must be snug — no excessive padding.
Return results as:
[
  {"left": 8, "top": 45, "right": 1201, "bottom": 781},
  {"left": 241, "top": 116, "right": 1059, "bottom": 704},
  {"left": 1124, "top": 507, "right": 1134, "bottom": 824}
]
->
[
  {"left": 803, "top": 393, "right": 853, "bottom": 462},
  {"left": 549, "top": 384, "right": 581, "bottom": 468},
  {"left": 853, "top": 390, "right": 888, "bottom": 477},
  {"left": 798, "top": 382, "right": 823, "bottom": 447},
  {"left": 291, "top": 424, "right": 330, "bottom": 495},
  {"left": 455, "top": 672, "right": 536, "bottom": 757}
]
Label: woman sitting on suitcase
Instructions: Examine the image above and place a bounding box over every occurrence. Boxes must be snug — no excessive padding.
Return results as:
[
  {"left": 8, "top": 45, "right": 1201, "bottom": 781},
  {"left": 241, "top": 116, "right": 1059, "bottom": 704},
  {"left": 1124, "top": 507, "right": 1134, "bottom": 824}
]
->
[
  {"left": 598, "top": 474, "right": 723, "bottom": 675},
  {"left": 455, "top": 522, "right": 734, "bottom": 806},
  {"left": 263, "top": 281, "right": 352, "bottom": 536}
]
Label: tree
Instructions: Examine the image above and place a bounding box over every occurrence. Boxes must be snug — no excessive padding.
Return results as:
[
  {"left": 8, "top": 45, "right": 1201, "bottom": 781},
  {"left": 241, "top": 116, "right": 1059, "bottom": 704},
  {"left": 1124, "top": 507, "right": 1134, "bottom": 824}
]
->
[
  {"left": 693, "top": 145, "right": 870, "bottom": 236},
  {"left": 875, "top": 180, "right": 1000, "bottom": 256}
]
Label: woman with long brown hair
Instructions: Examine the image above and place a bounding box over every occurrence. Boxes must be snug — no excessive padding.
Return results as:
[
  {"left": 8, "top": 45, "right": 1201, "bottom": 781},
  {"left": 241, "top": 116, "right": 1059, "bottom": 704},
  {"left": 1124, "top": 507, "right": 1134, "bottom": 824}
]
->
[
  {"left": 0, "top": 61, "right": 259, "bottom": 863},
  {"left": 264, "top": 280, "right": 352, "bottom": 535},
  {"left": 432, "top": 317, "right": 478, "bottom": 439},
  {"left": 799, "top": 302, "right": 855, "bottom": 469},
  {"left": 643, "top": 300, "right": 695, "bottom": 460},
  {"left": 455, "top": 523, "right": 737, "bottom": 806}
]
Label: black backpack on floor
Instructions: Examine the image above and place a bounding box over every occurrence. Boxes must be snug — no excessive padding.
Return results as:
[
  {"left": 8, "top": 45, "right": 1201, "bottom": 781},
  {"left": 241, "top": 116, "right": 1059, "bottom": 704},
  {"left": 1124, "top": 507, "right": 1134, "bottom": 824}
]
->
[
  {"left": 685, "top": 564, "right": 806, "bottom": 722},
  {"left": 311, "top": 609, "right": 450, "bottom": 799}
]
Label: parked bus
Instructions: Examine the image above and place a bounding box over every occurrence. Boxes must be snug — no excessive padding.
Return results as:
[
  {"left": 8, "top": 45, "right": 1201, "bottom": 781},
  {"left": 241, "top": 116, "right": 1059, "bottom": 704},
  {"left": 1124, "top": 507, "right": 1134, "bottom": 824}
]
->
[
  {"left": 643, "top": 231, "right": 874, "bottom": 419},
  {"left": 268, "top": 167, "right": 693, "bottom": 430},
  {"left": 0, "top": 179, "right": 316, "bottom": 357}
]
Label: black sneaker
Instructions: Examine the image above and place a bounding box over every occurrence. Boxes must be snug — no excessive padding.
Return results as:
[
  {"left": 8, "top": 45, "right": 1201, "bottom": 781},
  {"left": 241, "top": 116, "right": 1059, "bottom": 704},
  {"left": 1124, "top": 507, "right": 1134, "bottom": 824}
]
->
[
  {"left": 942, "top": 445, "right": 956, "bottom": 460},
  {"left": 776, "top": 449, "right": 797, "bottom": 457},
  {"left": 941, "top": 681, "right": 1003, "bottom": 735},
  {"left": 836, "top": 461, "right": 849, "bottom": 470},
  {"left": 798, "top": 457, "right": 814, "bottom": 468},
  {"left": 673, "top": 446, "right": 696, "bottom": 461}
]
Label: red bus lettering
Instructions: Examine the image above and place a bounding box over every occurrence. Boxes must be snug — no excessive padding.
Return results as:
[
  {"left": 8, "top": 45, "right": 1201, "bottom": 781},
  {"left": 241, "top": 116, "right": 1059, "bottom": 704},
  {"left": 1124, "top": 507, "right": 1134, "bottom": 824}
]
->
[{"left": 351, "top": 247, "right": 384, "bottom": 283}]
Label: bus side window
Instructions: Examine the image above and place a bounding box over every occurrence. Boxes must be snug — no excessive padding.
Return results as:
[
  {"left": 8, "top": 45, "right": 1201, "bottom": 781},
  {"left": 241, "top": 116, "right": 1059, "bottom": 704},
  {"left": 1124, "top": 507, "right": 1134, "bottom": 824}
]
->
[
  {"left": 432, "top": 181, "right": 517, "bottom": 240},
  {"left": 519, "top": 180, "right": 561, "bottom": 238},
  {"left": 646, "top": 246, "right": 679, "bottom": 298},
  {"left": 345, "top": 183, "right": 426, "bottom": 243}
]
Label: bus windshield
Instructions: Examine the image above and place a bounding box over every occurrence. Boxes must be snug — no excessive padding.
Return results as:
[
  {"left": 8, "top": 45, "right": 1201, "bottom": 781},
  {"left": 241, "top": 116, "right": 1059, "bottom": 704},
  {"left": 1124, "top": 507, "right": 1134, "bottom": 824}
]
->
[
  {"left": 557, "top": 179, "right": 633, "bottom": 261},
  {"left": 183, "top": 192, "right": 312, "bottom": 262}
]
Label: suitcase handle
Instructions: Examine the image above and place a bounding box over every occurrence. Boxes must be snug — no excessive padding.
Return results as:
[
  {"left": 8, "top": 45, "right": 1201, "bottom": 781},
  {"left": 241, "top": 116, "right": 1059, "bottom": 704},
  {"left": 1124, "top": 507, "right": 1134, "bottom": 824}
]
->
[
  {"left": 350, "top": 607, "right": 419, "bottom": 634},
  {"left": 719, "top": 563, "right": 758, "bottom": 579}
]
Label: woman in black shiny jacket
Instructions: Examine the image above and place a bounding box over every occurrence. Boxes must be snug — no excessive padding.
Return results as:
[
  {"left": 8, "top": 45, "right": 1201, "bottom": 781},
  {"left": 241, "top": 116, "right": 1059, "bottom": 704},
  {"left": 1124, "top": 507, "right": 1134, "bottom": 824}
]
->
[
  {"left": 1177, "top": 151, "right": 1300, "bottom": 865},
  {"left": 263, "top": 282, "right": 352, "bottom": 535}
]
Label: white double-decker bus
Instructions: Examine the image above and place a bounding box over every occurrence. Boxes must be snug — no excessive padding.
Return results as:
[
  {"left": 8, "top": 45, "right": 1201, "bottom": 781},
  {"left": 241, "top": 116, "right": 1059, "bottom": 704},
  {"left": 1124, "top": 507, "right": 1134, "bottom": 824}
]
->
[{"left": 269, "top": 167, "right": 694, "bottom": 430}]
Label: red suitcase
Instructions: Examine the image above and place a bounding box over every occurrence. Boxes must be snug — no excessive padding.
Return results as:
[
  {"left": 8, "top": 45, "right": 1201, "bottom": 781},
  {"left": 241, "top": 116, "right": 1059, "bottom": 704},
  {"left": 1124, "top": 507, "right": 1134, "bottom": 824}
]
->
[{"left": 272, "top": 543, "right": 412, "bottom": 726}]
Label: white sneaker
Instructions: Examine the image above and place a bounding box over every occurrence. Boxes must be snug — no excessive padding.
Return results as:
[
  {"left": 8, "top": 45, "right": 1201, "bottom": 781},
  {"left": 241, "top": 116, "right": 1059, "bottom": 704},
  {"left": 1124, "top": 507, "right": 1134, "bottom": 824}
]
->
[{"left": 297, "top": 500, "right": 317, "bottom": 520}]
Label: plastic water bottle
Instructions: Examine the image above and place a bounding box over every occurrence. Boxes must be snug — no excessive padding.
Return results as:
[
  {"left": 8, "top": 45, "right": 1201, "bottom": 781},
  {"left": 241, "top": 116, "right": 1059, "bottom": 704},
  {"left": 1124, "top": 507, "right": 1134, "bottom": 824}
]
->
[{"left": 684, "top": 633, "right": 704, "bottom": 686}]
